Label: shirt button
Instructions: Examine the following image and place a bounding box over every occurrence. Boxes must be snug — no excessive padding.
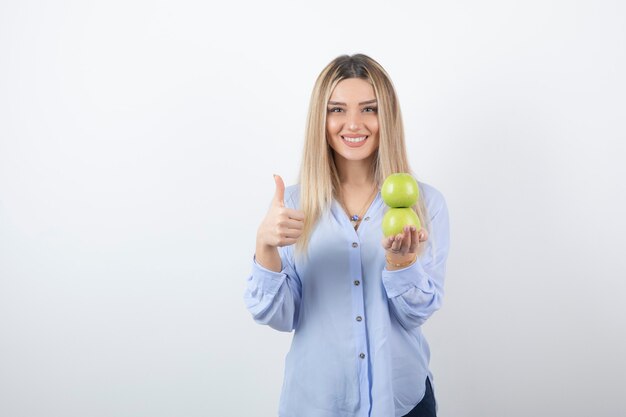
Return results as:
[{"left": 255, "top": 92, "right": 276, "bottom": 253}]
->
[
  {"left": 354, "top": 280, "right": 360, "bottom": 286},
  {"left": 359, "top": 353, "right": 366, "bottom": 359},
  {"left": 364, "top": 217, "right": 370, "bottom": 221},
  {"left": 352, "top": 242, "right": 358, "bottom": 248},
  {"left": 356, "top": 316, "right": 362, "bottom": 322}
]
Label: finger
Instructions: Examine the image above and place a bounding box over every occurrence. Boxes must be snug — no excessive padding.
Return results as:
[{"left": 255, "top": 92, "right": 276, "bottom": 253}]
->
[
  {"left": 281, "top": 218, "right": 304, "bottom": 231},
  {"left": 282, "top": 207, "right": 305, "bottom": 221},
  {"left": 275, "top": 227, "right": 302, "bottom": 240},
  {"left": 382, "top": 235, "right": 394, "bottom": 250},
  {"left": 276, "top": 237, "right": 298, "bottom": 247},
  {"left": 281, "top": 229, "right": 303, "bottom": 239},
  {"left": 399, "top": 226, "right": 412, "bottom": 255},
  {"left": 391, "top": 234, "right": 403, "bottom": 253},
  {"left": 273, "top": 174, "right": 285, "bottom": 207},
  {"left": 418, "top": 228, "right": 429, "bottom": 242},
  {"left": 408, "top": 226, "right": 419, "bottom": 253}
]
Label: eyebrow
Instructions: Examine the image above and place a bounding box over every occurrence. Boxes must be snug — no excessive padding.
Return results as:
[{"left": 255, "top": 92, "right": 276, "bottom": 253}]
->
[{"left": 327, "top": 99, "right": 378, "bottom": 106}]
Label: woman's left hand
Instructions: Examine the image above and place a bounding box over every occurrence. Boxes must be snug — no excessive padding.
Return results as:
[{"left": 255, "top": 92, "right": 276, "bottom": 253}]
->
[{"left": 381, "top": 226, "right": 428, "bottom": 263}]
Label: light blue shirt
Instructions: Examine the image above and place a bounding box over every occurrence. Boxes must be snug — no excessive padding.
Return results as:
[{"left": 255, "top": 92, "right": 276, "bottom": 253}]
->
[{"left": 244, "top": 182, "right": 450, "bottom": 417}]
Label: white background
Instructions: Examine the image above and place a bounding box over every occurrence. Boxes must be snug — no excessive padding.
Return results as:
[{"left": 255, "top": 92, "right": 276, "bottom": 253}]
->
[{"left": 1, "top": 1, "right": 625, "bottom": 416}]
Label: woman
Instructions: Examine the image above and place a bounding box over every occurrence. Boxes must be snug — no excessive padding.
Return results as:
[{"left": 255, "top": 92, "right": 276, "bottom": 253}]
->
[{"left": 244, "top": 54, "right": 450, "bottom": 417}]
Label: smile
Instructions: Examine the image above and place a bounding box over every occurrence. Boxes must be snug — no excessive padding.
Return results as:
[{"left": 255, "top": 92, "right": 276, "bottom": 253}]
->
[{"left": 342, "top": 136, "right": 367, "bottom": 143}]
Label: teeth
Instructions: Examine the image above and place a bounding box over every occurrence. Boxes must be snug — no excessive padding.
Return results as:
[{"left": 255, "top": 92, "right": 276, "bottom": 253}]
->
[{"left": 343, "top": 136, "right": 367, "bottom": 143}]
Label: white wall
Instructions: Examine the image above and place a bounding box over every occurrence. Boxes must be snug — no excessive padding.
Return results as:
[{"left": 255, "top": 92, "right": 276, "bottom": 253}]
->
[{"left": 1, "top": 1, "right": 625, "bottom": 416}]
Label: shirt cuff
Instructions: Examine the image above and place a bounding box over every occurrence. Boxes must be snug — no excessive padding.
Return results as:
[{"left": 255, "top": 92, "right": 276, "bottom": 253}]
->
[
  {"left": 382, "top": 258, "right": 432, "bottom": 298},
  {"left": 250, "top": 255, "right": 288, "bottom": 295}
]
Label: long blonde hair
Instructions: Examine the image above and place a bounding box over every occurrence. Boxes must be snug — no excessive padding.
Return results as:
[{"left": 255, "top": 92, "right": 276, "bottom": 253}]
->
[{"left": 296, "top": 54, "right": 429, "bottom": 255}]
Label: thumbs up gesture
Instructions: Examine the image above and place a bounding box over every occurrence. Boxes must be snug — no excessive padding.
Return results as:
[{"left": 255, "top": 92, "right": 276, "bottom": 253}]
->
[{"left": 256, "top": 175, "right": 305, "bottom": 248}]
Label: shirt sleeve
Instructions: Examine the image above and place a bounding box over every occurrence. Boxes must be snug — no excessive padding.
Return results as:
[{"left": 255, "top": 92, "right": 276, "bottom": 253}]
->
[
  {"left": 243, "top": 188, "right": 302, "bottom": 332},
  {"left": 381, "top": 188, "right": 450, "bottom": 330},
  {"left": 244, "top": 249, "right": 302, "bottom": 332}
]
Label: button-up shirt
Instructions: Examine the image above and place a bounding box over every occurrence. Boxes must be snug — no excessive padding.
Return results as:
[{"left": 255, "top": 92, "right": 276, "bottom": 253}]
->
[{"left": 244, "top": 182, "right": 450, "bottom": 417}]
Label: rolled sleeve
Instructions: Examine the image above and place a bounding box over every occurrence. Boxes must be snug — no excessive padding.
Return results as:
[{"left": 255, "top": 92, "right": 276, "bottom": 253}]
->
[
  {"left": 249, "top": 255, "right": 290, "bottom": 295},
  {"left": 244, "top": 246, "right": 302, "bottom": 332},
  {"left": 382, "top": 259, "right": 435, "bottom": 298}
]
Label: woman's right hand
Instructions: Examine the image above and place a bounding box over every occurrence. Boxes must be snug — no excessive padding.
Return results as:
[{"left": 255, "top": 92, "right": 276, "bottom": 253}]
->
[{"left": 256, "top": 175, "right": 305, "bottom": 249}]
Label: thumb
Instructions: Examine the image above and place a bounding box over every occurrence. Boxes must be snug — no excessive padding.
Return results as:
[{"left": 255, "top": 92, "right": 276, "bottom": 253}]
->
[{"left": 273, "top": 174, "right": 285, "bottom": 207}]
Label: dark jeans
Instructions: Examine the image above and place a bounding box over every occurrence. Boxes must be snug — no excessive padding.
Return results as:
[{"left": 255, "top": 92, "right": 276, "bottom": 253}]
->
[{"left": 402, "top": 377, "right": 437, "bottom": 417}]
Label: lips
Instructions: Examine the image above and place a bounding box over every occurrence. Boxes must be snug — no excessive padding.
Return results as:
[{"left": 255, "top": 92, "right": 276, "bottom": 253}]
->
[{"left": 341, "top": 135, "right": 368, "bottom": 148}]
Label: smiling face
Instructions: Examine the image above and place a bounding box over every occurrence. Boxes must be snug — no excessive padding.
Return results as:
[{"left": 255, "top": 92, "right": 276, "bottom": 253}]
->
[{"left": 326, "top": 78, "right": 380, "bottom": 164}]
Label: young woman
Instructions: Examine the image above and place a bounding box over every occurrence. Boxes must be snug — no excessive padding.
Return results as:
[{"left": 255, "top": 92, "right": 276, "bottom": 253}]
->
[{"left": 245, "top": 54, "right": 450, "bottom": 417}]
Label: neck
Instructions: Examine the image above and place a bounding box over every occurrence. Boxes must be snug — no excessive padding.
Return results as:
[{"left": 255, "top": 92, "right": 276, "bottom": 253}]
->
[{"left": 334, "top": 153, "right": 376, "bottom": 187}]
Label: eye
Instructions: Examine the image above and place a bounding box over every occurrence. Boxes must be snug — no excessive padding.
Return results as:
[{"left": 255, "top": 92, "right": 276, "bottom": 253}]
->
[
  {"left": 328, "top": 107, "right": 343, "bottom": 113},
  {"left": 363, "top": 107, "right": 378, "bottom": 113}
]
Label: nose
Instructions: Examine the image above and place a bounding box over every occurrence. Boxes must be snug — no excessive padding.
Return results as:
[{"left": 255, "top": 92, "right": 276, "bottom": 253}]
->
[{"left": 347, "top": 110, "right": 362, "bottom": 131}]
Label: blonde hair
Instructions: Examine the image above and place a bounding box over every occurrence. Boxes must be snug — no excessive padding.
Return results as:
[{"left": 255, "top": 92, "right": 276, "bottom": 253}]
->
[{"left": 296, "top": 54, "right": 429, "bottom": 255}]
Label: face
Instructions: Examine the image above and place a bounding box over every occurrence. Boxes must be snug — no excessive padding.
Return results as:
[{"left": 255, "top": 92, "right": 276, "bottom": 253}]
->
[{"left": 326, "top": 78, "right": 380, "bottom": 163}]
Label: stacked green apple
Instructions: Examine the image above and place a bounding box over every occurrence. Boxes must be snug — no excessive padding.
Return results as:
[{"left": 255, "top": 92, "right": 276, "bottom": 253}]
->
[{"left": 381, "top": 173, "right": 421, "bottom": 237}]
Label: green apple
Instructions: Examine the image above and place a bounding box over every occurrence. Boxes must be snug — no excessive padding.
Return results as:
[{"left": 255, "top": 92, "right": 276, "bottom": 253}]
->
[
  {"left": 382, "top": 207, "right": 421, "bottom": 237},
  {"left": 381, "top": 173, "right": 419, "bottom": 208}
]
